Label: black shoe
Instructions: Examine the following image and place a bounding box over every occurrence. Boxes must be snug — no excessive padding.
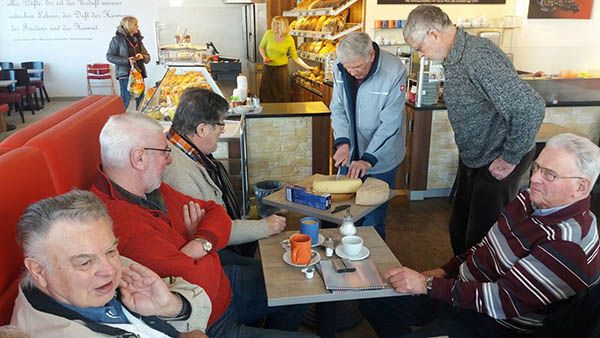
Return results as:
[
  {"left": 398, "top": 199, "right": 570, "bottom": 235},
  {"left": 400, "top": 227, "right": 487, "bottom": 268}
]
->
[{"left": 6, "top": 123, "right": 16, "bottom": 131}]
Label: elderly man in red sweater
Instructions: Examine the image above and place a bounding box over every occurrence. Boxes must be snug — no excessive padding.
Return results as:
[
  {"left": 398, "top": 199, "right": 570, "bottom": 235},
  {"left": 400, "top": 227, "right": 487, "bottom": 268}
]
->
[{"left": 91, "top": 113, "right": 314, "bottom": 338}]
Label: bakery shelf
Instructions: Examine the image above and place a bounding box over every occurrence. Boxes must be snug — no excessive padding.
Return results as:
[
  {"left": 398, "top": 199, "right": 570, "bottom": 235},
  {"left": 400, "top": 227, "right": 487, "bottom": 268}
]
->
[
  {"left": 298, "top": 50, "right": 334, "bottom": 62},
  {"left": 283, "top": 0, "right": 358, "bottom": 17},
  {"left": 291, "top": 23, "right": 362, "bottom": 40}
]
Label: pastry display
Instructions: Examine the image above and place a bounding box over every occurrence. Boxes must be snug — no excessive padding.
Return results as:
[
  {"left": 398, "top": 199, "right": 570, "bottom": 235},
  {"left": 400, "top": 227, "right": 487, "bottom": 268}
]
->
[{"left": 143, "top": 68, "right": 214, "bottom": 121}]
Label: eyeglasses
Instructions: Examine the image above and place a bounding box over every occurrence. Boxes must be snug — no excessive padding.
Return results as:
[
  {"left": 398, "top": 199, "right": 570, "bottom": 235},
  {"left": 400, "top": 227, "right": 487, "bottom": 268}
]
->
[
  {"left": 413, "top": 29, "right": 433, "bottom": 53},
  {"left": 143, "top": 147, "right": 172, "bottom": 157},
  {"left": 212, "top": 122, "right": 226, "bottom": 127},
  {"left": 531, "top": 162, "right": 586, "bottom": 182}
]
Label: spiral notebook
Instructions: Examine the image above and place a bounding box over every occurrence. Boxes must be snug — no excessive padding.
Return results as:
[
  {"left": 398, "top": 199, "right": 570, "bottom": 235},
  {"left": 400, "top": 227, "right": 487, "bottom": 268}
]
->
[{"left": 320, "top": 258, "right": 386, "bottom": 291}]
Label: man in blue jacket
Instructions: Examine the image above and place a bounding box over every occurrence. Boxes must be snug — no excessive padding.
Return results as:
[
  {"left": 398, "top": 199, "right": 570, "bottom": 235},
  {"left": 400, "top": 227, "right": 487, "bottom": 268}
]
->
[{"left": 330, "top": 32, "right": 407, "bottom": 239}]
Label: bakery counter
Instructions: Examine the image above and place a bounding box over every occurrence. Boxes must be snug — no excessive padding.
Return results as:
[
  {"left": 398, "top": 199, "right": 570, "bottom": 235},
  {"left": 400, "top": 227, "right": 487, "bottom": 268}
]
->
[
  {"left": 401, "top": 101, "right": 600, "bottom": 200},
  {"left": 227, "top": 101, "right": 332, "bottom": 216}
]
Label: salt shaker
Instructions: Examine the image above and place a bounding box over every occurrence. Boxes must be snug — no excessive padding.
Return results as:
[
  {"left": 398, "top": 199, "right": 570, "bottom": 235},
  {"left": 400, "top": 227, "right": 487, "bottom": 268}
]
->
[
  {"left": 302, "top": 267, "right": 314, "bottom": 279},
  {"left": 339, "top": 210, "right": 356, "bottom": 236},
  {"left": 324, "top": 237, "right": 335, "bottom": 257}
]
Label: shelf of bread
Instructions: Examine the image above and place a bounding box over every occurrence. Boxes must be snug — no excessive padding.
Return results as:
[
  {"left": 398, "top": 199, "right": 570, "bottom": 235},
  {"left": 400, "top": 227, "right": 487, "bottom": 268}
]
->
[
  {"left": 294, "top": 68, "right": 326, "bottom": 95},
  {"left": 298, "top": 40, "right": 337, "bottom": 62},
  {"left": 284, "top": 0, "right": 358, "bottom": 17},
  {"left": 291, "top": 23, "right": 361, "bottom": 40},
  {"left": 142, "top": 66, "right": 223, "bottom": 122}
]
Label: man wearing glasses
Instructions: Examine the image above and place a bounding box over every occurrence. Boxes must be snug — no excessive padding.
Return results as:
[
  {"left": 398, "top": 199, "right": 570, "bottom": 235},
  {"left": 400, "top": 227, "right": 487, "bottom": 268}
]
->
[
  {"left": 91, "top": 113, "right": 314, "bottom": 338},
  {"left": 162, "top": 88, "right": 287, "bottom": 266},
  {"left": 359, "top": 133, "right": 600, "bottom": 338},
  {"left": 403, "top": 5, "right": 546, "bottom": 255}
]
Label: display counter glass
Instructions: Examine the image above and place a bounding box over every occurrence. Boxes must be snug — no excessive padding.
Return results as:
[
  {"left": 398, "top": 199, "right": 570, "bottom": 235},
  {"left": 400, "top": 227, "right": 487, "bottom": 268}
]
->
[{"left": 141, "top": 66, "right": 223, "bottom": 121}]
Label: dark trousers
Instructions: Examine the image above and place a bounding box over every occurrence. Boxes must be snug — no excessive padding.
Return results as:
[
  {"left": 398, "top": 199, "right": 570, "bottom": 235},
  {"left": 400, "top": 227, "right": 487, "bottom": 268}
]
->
[
  {"left": 207, "top": 264, "right": 312, "bottom": 338},
  {"left": 449, "top": 148, "right": 536, "bottom": 255},
  {"left": 359, "top": 295, "right": 518, "bottom": 338}
]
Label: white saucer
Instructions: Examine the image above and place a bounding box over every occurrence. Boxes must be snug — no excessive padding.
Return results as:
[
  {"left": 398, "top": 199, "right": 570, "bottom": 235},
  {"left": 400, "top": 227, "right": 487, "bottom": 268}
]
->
[
  {"left": 293, "top": 232, "right": 325, "bottom": 247},
  {"left": 283, "top": 250, "right": 321, "bottom": 267},
  {"left": 335, "top": 245, "right": 370, "bottom": 260}
]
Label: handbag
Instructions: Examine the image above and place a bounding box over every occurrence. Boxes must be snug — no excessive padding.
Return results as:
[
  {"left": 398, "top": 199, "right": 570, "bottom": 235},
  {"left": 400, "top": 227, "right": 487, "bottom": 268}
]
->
[{"left": 128, "top": 61, "right": 145, "bottom": 97}]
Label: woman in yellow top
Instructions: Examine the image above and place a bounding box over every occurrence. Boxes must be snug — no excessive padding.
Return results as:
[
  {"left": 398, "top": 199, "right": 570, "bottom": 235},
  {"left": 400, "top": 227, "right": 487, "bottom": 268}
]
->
[{"left": 259, "top": 16, "right": 316, "bottom": 103}]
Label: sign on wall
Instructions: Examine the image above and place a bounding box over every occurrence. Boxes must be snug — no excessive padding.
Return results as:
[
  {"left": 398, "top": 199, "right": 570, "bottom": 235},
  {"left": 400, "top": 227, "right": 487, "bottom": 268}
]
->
[
  {"left": 4, "top": 0, "right": 134, "bottom": 42},
  {"left": 378, "top": 0, "right": 506, "bottom": 4},
  {"left": 528, "top": 0, "right": 593, "bottom": 19}
]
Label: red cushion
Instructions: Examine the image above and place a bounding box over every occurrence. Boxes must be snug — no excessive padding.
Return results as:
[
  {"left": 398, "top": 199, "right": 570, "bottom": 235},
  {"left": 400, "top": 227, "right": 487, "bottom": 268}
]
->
[
  {"left": 0, "top": 146, "right": 57, "bottom": 324},
  {"left": 0, "top": 96, "right": 103, "bottom": 150},
  {"left": 0, "top": 93, "right": 21, "bottom": 104},
  {"left": 0, "top": 104, "right": 9, "bottom": 114},
  {"left": 25, "top": 96, "right": 125, "bottom": 192}
]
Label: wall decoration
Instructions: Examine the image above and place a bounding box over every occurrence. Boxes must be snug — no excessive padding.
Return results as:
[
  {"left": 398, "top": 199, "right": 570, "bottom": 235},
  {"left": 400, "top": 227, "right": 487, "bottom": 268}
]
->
[
  {"left": 528, "top": 0, "right": 593, "bottom": 18},
  {"left": 378, "top": 0, "right": 506, "bottom": 3}
]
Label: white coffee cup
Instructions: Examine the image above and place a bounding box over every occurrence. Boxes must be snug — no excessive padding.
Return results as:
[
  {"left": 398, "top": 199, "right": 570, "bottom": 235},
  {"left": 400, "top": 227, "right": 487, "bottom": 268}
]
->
[{"left": 342, "top": 235, "right": 363, "bottom": 257}]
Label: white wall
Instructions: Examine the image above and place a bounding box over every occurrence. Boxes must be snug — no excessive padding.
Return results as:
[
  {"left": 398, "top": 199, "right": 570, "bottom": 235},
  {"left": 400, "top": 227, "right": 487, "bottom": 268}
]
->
[
  {"left": 1, "top": 0, "right": 158, "bottom": 97},
  {"left": 512, "top": 0, "right": 600, "bottom": 74},
  {"left": 365, "top": 0, "right": 600, "bottom": 73},
  {"left": 0, "top": 0, "right": 246, "bottom": 97}
]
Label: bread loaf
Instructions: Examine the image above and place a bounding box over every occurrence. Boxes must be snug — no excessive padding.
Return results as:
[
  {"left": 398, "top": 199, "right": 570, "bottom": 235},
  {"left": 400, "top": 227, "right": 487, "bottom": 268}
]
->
[
  {"left": 312, "top": 174, "right": 362, "bottom": 194},
  {"left": 355, "top": 177, "right": 390, "bottom": 206}
]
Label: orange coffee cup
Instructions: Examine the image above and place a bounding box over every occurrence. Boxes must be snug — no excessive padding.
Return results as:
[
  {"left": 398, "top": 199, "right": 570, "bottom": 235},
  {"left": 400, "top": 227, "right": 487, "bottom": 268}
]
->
[{"left": 290, "top": 233, "right": 312, "bottom": 265}]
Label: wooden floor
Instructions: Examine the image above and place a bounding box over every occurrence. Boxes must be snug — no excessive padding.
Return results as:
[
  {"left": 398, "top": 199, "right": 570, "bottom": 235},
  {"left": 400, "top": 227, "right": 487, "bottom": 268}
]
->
[{"left": 283, "top": 194, "right": 454, "bottom": 337}]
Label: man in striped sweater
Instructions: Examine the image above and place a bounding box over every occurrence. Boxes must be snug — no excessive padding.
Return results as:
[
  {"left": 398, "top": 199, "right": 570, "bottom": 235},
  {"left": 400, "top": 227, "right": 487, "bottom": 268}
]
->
[{"left": 360, "top": 133, "right": 600, "bottom": 338}]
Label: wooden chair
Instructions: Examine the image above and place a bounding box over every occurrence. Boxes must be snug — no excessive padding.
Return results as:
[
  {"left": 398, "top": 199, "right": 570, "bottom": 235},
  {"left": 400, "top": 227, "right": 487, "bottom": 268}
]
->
[
  {"left": 86, "top": 63, "right": 116, "bottom": 95},
  {"left": 0, "top": 70, "right": 24, "bottom": 123},
  {"left": 21, "top": 61, "right": 50, "bottom": 104}
]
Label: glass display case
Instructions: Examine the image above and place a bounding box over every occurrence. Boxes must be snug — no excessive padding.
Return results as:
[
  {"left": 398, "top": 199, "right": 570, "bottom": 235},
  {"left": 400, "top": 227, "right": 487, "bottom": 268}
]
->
[{"left": 141, "top": 66, "right": 223, "bottom": 121}]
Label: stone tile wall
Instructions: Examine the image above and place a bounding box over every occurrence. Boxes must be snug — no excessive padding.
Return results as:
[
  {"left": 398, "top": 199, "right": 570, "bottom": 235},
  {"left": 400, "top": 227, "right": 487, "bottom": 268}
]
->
[
  {"left": 426, "top": 106, "right": 600, "bottom": 190},
  {"left": 246, "top": 117, "right": 313, "bottom": 186}
]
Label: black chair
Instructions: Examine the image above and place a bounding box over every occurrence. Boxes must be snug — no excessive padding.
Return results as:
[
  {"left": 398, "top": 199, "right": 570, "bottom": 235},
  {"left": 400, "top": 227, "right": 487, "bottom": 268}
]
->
[
  {"left": 533, "top": 283, "right": 600, "bottom": 338},
  {"left": 0, "top": 62, "right": 14, "bottom": 70},
  {"left": 0, "top": 70, "right": 25, "bottom": 123},
  {"left": 21, "top": 61, "right": 50, "bottom": 104},
  {"left": 7, "top": 69, "right": 38, "bottom": 115}
]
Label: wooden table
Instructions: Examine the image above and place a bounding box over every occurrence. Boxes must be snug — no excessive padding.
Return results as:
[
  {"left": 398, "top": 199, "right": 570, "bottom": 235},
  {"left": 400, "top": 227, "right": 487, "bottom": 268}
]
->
[
  {"left": 259, "top": 227, "right": 403, "bottom": 307},
  {"left": 262, "top": 175, "right": 401, "bottom": 224}
]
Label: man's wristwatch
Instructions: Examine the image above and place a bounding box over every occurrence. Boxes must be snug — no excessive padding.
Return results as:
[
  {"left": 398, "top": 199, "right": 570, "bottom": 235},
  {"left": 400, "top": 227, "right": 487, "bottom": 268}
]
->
[
  {"left": 194, "top": 238, "right": 213, "bottom": 252},
  {"left": 425, "top": 276, "right": 434, "bottom": 294}
]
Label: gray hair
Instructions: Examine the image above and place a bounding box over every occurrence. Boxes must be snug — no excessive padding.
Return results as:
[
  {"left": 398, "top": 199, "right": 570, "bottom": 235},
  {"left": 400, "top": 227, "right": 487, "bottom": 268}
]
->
[
  {"left": 99, "top": 113, "right": 164, "bottom": 169},
  {"left": 403, "top": 5, "right": 453, "bottom": 45},
  {"left": 17, "top": 190, "right": 112, "bottom": 284},
  {"left": 172, "top": 88, "right": 229, "bottom": 136},
  {"left": 336, "top": 32, "right": 374, "bottom": 63},
  {"left": 546, "top": 133, "right": 600, "bottom": 186}
]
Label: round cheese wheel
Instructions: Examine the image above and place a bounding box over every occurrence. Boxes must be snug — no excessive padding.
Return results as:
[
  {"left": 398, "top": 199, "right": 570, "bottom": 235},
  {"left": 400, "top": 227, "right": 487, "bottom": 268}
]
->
[{"left": 355, "top": 177, "right": 390, "bottom": 206}]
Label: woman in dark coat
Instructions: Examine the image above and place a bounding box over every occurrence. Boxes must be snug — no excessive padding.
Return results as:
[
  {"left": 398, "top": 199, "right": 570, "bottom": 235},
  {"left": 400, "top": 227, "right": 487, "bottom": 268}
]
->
[{"left": 106, "top": 16, "right": 150, "bottom": 110}]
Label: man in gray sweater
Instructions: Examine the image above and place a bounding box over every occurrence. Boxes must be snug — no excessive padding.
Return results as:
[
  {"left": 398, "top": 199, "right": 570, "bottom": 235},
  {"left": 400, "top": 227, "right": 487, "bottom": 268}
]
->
[{"left": 404, "top": 5, "right": 545, "bottom": 254}]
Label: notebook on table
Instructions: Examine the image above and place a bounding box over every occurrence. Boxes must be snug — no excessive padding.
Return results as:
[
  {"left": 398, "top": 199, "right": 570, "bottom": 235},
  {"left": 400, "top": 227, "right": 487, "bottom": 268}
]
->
[{"left": 320, "top": 258, "right": 386, "bottom": 291}]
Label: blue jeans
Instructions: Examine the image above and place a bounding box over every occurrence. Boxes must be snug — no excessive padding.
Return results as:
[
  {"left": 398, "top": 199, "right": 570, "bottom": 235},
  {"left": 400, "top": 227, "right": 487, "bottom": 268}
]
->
[
  {"left": 118, "top": 77, "right": 144, "bottom": 110},
  {"left": 359, "top": 295, "right": 514, "bottom": 338},
  {"left": 206, "top": 264, "right": 316, "bottom": 338},
  {"left": 341, "top": 165, "right": 399, "bottom": 240}
]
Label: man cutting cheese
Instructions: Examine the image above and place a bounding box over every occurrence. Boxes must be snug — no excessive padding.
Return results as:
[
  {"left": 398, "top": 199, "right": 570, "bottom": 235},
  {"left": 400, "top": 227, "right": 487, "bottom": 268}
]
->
[{"left": 329, "top": 32, "right": 407, "bottom": 239}]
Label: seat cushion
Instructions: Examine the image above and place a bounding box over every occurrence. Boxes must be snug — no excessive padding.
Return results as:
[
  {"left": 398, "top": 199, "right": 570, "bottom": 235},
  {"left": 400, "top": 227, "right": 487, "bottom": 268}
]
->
[
  {"left": 0, "top": 96, "right": 103, "bottom": 150},
  {"left": 0, "top": 146, "right": 57, "bottom": 325},
  {"left": 0, "top": 93, "right": 21, "bottom": 104},
  {"left": 25, "top": 96, "right": 125, "bottom": 192}
]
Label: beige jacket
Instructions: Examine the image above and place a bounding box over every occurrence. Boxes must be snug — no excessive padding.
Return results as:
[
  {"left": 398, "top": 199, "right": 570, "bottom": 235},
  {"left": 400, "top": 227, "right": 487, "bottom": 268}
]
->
[
  {"left": 162, "top": 144, "right": 269, "bottom": 245},
  {"left": 11, "top": 257, "right": 212, "bottom": 337}
]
